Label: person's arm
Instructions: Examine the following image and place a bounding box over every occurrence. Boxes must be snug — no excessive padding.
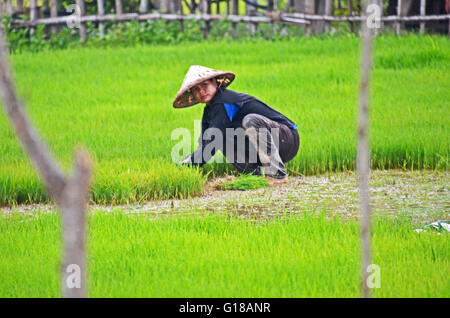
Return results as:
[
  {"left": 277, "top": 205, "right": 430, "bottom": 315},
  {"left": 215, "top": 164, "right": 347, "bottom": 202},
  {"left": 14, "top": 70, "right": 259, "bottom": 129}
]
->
[
  {"left": 188, "top": 114, "right": 209, "bottom": 166},
  {"left": 181, "top": 107, "right": 218, "bottom": 167}
]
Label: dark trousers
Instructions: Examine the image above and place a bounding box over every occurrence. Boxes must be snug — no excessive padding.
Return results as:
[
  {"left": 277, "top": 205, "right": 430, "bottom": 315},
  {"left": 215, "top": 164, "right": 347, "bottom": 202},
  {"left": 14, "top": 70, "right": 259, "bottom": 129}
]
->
[{"left": 231, "top": 113, "right": 300, "bottom": 178}]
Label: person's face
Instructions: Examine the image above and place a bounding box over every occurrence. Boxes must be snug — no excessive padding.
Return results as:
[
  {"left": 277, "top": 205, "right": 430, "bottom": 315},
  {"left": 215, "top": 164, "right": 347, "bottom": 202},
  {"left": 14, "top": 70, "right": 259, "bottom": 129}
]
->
[{"left": 191, "top": 79, "right": 218, "bottom": 104}]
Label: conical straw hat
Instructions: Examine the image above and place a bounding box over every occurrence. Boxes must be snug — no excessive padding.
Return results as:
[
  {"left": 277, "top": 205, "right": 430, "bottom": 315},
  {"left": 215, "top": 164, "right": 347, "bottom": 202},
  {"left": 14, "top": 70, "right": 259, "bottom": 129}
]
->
[{"left": 173, "top": 65, "right": 235, "bottom": 108}]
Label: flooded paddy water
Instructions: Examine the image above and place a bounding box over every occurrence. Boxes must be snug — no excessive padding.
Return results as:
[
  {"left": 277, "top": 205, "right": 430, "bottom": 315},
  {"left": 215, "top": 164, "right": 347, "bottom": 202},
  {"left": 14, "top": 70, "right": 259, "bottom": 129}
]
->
[{"left": 3, "top": 170, "right": 448, "bottom": 224}]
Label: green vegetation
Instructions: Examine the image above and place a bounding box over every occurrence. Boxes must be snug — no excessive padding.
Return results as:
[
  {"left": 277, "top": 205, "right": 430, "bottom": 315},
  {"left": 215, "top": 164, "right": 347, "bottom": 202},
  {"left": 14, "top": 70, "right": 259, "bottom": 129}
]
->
[
  {"left": 0, "top": 211, "right": 447, "bottom": 297},
  {"left": 0, "top": 35, "right": 448, "bottom": 205},
  {"left": 3, "top": 0, "right": 364, "bottom": 53},
  {"left": 3, "top": 16, "right": 309, "bottom": 53},
  {"left": 220, "top": 174, "right": 269, "bottom": 190}
]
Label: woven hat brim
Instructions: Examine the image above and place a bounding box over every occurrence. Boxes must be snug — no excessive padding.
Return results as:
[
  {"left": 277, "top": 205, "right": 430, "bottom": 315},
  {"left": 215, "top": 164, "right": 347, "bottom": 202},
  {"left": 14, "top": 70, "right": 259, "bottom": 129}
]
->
[{"left": 173, "top": 72, "right": 235, "bottom": 108}]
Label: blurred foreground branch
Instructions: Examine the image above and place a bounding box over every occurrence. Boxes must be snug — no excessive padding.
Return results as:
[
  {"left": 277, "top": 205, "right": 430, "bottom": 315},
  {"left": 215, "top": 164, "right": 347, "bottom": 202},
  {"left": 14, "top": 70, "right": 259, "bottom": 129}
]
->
[
  {"left": 358, "top": 0, "right": 375, "bottom": 299},
  {"left": 0, "top": 26, "right": 91, "bottom": 298}
]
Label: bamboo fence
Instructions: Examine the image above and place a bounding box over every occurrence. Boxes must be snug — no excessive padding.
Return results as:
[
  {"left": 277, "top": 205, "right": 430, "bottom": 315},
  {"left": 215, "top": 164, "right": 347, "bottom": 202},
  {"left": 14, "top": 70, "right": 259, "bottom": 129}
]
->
[{"left": 1, "top": 0, "right": 449, "bottom": 40}]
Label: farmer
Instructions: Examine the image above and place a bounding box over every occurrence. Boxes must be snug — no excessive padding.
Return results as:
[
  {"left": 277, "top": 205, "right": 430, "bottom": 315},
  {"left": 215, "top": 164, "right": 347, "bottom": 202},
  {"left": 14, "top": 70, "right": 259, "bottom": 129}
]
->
[{"left": 173, "top": 65, "right": 299, "bottom": 184}]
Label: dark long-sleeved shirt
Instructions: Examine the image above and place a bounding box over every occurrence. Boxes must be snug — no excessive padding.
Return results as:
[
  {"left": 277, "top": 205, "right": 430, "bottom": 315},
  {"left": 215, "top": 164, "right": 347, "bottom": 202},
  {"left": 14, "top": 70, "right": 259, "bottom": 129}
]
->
[{"left": 187, "top": 87, "right": 297, "bottom": 167}]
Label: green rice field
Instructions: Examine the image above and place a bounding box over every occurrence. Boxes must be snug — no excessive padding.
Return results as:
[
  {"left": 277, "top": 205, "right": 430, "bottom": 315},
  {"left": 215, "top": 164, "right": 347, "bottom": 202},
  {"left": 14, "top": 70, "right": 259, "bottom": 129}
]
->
[
  {"left": 0, "top": 35, "right": 449, "bottom": 205},
  {"left": 0, "top": 35, "right": 449, "bottom": 299},
  {"left": 0, "top": 211, "right": 448, "bottom": 298}
]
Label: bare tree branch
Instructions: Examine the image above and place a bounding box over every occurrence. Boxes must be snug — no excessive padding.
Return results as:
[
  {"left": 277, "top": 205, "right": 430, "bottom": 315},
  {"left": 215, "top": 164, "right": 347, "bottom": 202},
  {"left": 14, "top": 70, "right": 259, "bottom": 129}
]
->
[
  {"left": 61, "top": 149, "right": 91, "bottom": 298},
  {"left": 358, "top": 0, "right": 375, "bottom": 299},
  {"left": 0, "top": 26, "right": 92, "bottom": 298}
]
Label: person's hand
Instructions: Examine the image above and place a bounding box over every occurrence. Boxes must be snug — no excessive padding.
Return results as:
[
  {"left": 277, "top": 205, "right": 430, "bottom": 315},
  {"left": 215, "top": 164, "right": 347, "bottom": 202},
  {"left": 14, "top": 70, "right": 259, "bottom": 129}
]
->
[{"left": 180, "top": 156, "right": 191, "bottom": 166}]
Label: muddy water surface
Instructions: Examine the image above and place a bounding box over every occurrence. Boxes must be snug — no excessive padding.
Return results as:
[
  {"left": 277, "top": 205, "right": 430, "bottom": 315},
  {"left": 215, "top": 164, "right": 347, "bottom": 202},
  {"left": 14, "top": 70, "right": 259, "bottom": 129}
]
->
[{"left": 4, "top": 170, "right": 448, "bottom": 223}]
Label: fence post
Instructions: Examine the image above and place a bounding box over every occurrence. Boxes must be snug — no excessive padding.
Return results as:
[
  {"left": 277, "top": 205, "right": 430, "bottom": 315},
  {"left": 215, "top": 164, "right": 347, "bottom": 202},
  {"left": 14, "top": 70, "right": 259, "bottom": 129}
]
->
[
  {"left": 315, "top": 0, "right": 326, "bottom": 34},
  {"left": 50, "top": 0, "right": 58, "bottom": 34},
  {"left": 76, "top": 0, "right": 87, "bottom": 43},
  {"left": 30, "top": 0, "right": 38, "bottom": 34},
  {"left": 448, "top": 2, "right": 450, "bottom": 38},
  {"left": 376, "top": 0, "right": 383, "bottom": 35},
  {"left": 295, "top": 0, "right": 314, "bottom": 36},
  {"left": 246, "top": 0, "right": 257, "bottom": 36},
  {"left": 115, "top": 0, "right": 123, "bottom": 15},
  {"left": 6, "top": 0, "right": 13, "bottom": 15},
  {"left": 446, "top": 0, "right": 450, "bottom": 37},
  {"left": 325, "top": 0, "right": 333, "bottom": 33},
  {"left": 396, "top": 0, "right": 402, "bottom": 35},
  {"left": 307, "top": 0, "right": 315, "bottom": 37},
  {"left": 140, "top": 0, "right": 149, "bottom": 13},
  {"left": 97, "top": 0, "right": 105, "bottom": 38},
  {"left": 419, "top": 0, "right": 425, "bottom": 34},
  {"left": 348, "top": 0, "right": 354, "bottom": 33},
  {"left": 232, "top": 0, "right": 238, "bottom": 38},
  {"left": 203, "top": 0, "right": 211, "bottom": 39},
  {"left": 178, "top": 0, "right": 184, "bottom": 32},
  {"left": 17, "top": 0, "right": 24, "bottom": 12},
  {"left": 115, "top": 0, "right": 123, "bottom": 32}
]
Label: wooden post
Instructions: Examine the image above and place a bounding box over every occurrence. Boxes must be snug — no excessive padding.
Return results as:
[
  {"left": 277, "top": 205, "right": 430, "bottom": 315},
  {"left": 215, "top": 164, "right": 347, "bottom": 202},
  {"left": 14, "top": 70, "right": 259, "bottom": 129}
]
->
[
  {"left": 348, "top": 0, "right": 354, "bottom": 33},
  {"left": 0, "top": 29, "right": 92, "bottom": 299},
  {"left": 139, "top": 0, "right": 149, "bottom": 13},
  {"left": 97, "top": 0, "right": 105, "bottom": 39},
  {"left": 325, "top": 0, "right": 333, "bottom": 33},
  {"left": 50, "top": 0, "right": 58, "bottom": 34},
  {"left": 160, "top": 0, "right": 171, "bottom": 12},
  {"left": 6, "top": 0, "right": 13, "bottom": 15},
  {"left": 375, "top": 0, "right": 383, "bottom": 36},
  {"left": 115, "top": 0, "right": 123, "bottom": 15},
  {"left": 358, "top": 0, "right": 374, "bottom": 299},
  {"left": 232, "top": 0, "right": 238, "bottom": 38},
  {"left": 179, "top": 0, "right": 184, "bottom": 32},
  {"left": 17, "top": 0, "right": 24, "bottom": 13},
  {"left": 396, "top": 0, "right": 402, "bottom": 35},
  {"left": 76, "top": 0, "right": 87, "bottom": 43},
  {"left": 306, "top": 0, "right": 315, "bottom": 36},
  {"left": 115, "top": 0, "right": 123, "bottom": 32},
  {"left": 30, "top": 0, "right": 38, "bottom": 21},
  {"left": 446, "top": 0, "right": 450, "bottom": 37},
  {"left": 295, "top": 0, "right": 315, "bottom": 36},
  {"left": 245, "top": 0, "right": 257, "bottom": 36},
  {"left": 203, "top": 0, "right": 211, "bottom": 39},
  {"left": 419, "top": 0, "right": 425, "bottom": 34},
  {"left": 30, "top": 0, "right": 38, "bottom": 34},
  {"left": 315, "top": 0, "right": 326, "bottom": 34}
]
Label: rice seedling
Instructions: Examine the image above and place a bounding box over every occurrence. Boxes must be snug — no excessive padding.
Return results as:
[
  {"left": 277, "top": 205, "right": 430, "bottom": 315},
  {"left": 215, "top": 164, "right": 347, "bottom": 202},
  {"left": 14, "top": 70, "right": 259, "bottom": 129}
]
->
[
  {"left": 0, "top": 211, "right": 447, "bottom": 297},
  {"left": 0, "top": 35, "right": 448, "bottom": 204},
  {"left": 220, "top": 174, "right": 269, "bottom": 190}
]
